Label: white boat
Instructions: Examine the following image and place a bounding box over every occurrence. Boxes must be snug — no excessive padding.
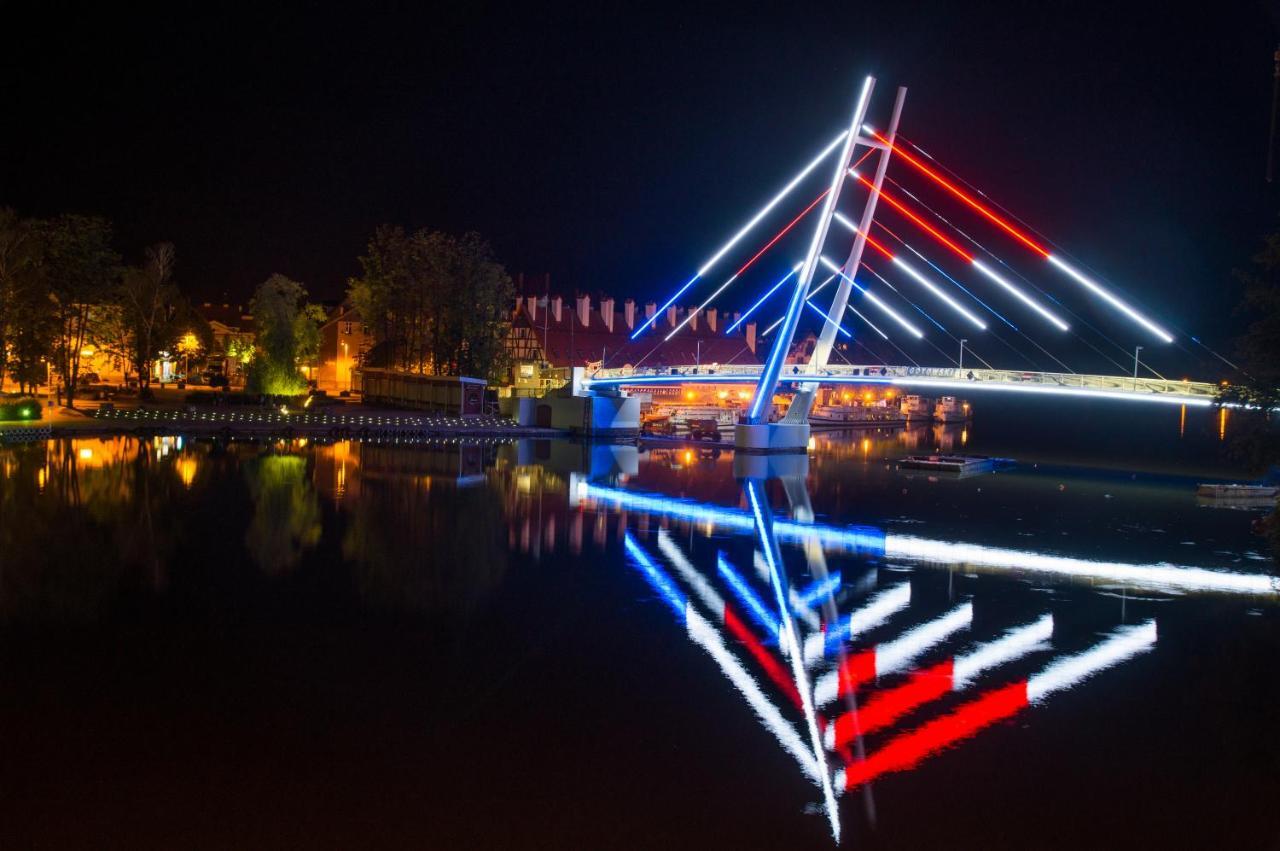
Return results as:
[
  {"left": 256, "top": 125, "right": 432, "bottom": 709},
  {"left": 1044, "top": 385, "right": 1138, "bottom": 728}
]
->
[{"left": 1196, "top": 484, "right": 1279, "bottom": 500}]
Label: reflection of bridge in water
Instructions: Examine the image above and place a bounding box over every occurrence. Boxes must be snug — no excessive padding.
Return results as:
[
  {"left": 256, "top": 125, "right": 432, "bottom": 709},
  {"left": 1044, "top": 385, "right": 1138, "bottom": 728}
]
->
[{"left": 569, "top": 452, "right": 1277, "bottom": 842}]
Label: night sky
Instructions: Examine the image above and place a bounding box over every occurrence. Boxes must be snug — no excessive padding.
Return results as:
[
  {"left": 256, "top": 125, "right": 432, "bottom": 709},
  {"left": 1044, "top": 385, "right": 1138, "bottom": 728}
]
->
[{"left": 4, "top": 2, "right": 1279, "bottom": 372}]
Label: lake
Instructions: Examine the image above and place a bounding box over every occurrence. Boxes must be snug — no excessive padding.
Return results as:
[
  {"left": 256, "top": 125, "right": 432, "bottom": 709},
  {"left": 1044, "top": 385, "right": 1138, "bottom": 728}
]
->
[{"left": 0, "top": 398, "right": 1276, "bottom": 847}]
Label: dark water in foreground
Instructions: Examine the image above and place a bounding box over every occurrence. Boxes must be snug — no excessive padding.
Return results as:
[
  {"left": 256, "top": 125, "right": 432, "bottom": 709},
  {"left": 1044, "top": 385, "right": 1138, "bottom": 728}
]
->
[{"left": 0, "top": 400, "right": 1277, "bottom": 848}]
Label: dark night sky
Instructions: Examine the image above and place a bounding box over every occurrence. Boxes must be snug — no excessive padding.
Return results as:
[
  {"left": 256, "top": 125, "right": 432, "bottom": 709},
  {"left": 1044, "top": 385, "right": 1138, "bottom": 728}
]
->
[{"left": 3, "top": 1, "right": 1279, "bottom": 372}]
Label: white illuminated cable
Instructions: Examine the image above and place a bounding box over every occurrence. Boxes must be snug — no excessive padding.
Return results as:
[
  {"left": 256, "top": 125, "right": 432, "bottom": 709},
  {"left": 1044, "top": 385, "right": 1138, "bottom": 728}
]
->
[
  {"left": 1025, "top": 620, "right": 1157, "bottom": 702},
  {"left": 1047, "top": 255, "right": 1174, "bottom": 343},
  {"left": 951, "top": 614, "right": 1054, "bottom": 687},
  {"left": 893, "top": 258, "right": 987, "bottom": 329},
  {"left": 820, "top": 256, "right": 924, "bottom": 338},
  {"left": 846, "top": 304, "right": 889, "bottom": 339},
  {"left": 970, "top": 259, "right": 1069, "bottom": 332},
  {"left": 832, "top": 210, "right": 987, "bottom": 330},
  {"left": 634, "top": 129, "right": 851, "bottom": 338},
  {"left": 761, "top": 274, "right": 836, "bottom": 338}
]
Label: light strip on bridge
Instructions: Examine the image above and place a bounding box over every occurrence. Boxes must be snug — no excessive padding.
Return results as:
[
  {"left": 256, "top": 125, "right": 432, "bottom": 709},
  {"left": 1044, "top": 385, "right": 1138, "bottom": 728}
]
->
[
  {"left": 820, "top": 256, "right": 924, "bottom": 338},
  {"left": 866, "top": 130, "right": 1174, "bottom": 342},
  {"left": 631, "top": 130, "right": 850, "bottom": 339},
  {"left": 832, "top": 211, "right": 987, "bottom": 330},
  {"left": 583, "top": 372, "right": 1214, "bottom": 407}
]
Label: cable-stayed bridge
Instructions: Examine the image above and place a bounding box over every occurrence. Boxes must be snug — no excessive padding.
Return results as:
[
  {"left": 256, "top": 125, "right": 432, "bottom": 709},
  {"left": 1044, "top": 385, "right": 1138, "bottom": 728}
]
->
[{"left": 587, "top": 75, "right": 1234, "bottom": 450}]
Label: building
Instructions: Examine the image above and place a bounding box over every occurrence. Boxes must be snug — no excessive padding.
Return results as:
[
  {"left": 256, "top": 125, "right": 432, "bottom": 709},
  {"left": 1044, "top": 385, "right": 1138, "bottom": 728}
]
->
[
  {"left": 198, "top": 302, "right": 256, "bottom": 385},
  {"left": 313, "top": 302, "right": 371, "bottom": 392},
  {"left": 505, "top": 292, "right": 762, "bottom": 392}
]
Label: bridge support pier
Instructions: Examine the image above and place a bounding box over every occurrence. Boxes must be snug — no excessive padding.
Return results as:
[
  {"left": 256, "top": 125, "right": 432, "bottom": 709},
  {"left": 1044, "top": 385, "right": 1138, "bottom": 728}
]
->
[{"left": 734, "top": 422, "right": 810, "bottom": 453}]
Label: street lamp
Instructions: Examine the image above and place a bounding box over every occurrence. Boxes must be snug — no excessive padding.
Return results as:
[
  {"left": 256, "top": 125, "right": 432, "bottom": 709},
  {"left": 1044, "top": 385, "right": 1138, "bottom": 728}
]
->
[
  {"left": 1133, "top": 345, "right": 1143, "bottom": 388},
  {"left": 958, "top": 339, "right": 968, "bottom": 373}
]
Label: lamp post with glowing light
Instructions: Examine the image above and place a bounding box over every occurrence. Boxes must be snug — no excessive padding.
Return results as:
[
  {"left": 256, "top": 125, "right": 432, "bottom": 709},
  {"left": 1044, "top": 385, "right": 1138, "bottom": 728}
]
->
[{"left": 958, "top": 338, "right": 967, "bottom": 373}]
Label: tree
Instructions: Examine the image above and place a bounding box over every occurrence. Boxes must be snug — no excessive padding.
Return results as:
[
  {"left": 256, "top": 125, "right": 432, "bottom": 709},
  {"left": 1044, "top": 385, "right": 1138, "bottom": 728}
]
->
[
  {"left": 349, "top": 226, "right": 514, "bottom": 381},
  {"left": 1220, "top": 226, "right": 1280, "bottom": 561},
  {"left": 246, "top": 274, "right": 324, "bottom": 396},
  {"left": 37, "top": 215, "right": 120, "bottom": 406},
  {"left": 0, "top": 209, "right": 56, "bottom": 393},
  {"left": 118, "top": 242, "right": 183, "bottom": 393}
]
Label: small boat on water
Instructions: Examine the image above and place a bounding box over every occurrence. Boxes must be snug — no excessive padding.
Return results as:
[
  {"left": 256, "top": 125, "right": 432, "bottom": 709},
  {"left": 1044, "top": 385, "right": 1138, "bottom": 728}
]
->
[
  {"left": 900, "top": 453, "right": 1015, "bottom": 474},
  {"left": 1196, "top": 483, "right": 1279, "bottom": 501}
]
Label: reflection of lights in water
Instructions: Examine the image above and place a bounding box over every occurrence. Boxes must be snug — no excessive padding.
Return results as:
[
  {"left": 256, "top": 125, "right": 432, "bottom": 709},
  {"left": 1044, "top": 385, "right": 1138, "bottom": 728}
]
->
[
  {"left": 815, "top": 603, "right": 973, "bottom": 706},
  {"left": 176, "top": 458, "right": 198, "bottom": 488},
  {"left": 807, "top": 436, "right": 816, "bottom": 452},
  {"left": 825, "top": 614, "right": 1054, "bottom": 748},
  {"left": 582, "top": 484, "right": 1279, "bottom": 595},
  {"left": 806, "top": 582, "right": 912, "bottom": 662},
  {"left": 961, "top": 428, "right": 969, "bottom": 446},
  {"left": 836, "top": 621, "right": 1157, "bottom": 792},
  {"left": 1179, "top": 404, "right": 1186, "bottom": 438},
  {"left": 682, "top": 450, "right": 694, "bottom": 464},
  {"left": 37, "top": 467, "right": 47, "bottom": 491},
  {"left": 622, "top": 533, "right": 822, "bottom": 782},
  {"left": 1219, "top": 407, "right": 1227, "bottom": 440},
  {"left": 861, "top": 437, "right": 871, "bottom": 456}
]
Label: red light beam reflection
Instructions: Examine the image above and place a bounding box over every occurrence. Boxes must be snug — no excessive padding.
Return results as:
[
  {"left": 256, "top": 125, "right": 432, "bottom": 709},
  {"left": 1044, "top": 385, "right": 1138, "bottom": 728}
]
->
[
  {"left": 831, "top": 659, "right": 954, "bottom": 748},
  {"left": 723, "top": 603, "right": 803, "bottom": 711},
  {"left": 838, "top": 680, "right": 1029, "bottom": 791}
]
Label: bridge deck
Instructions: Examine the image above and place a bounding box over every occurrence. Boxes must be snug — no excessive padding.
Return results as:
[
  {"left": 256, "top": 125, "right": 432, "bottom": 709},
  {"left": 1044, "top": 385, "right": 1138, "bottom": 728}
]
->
[{"left": 584, "top": 364, "right": 1219, "bottom": 406}]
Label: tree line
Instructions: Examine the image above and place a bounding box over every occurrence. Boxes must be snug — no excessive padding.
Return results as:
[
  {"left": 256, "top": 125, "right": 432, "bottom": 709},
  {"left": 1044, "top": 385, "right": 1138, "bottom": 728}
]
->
[
  {"left": 0, "top": 209, "right": 207, "bottom": 405},
  {"left": 348, "top": 225, "right": 514, "bottom": 382}
]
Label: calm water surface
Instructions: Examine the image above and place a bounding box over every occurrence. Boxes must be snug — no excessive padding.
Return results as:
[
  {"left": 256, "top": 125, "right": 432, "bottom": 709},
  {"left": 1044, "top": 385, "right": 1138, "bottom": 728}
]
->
[{"left": 0, "top": 400, "right": 1277, "bottom": 848}]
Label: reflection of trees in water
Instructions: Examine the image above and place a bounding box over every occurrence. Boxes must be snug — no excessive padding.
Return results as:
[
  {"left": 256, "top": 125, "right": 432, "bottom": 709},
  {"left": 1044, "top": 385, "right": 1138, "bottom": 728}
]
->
[
  {"left": 0, "top": 438, "right": 190, "bottom": 623},
  {"left": 242, "top": 453, "right": 321, "bottom": 574},
  {"left": 342, "top": 472, "right": 508, "bottom": 615}
]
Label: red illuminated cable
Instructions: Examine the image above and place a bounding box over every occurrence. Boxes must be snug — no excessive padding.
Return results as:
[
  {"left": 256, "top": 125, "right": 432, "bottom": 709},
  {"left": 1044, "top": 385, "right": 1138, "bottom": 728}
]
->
[
  {"left": 872, "top": 131, "right": 1050, "bottom": 258},
  {"left": 831, "top": 659, "right": 954, "bottom": 748},
  {"left": 854, "top": 173, "right": 974, "bottom": 261},
  {"left": 841, "top": 680, "right": 1029, "bottom": 791},
  {"left": 732, "top": 190, "right": 828, "bottom": 278},
  {"left": 728, "top": 147, "right": 882, "bottom": 279}
]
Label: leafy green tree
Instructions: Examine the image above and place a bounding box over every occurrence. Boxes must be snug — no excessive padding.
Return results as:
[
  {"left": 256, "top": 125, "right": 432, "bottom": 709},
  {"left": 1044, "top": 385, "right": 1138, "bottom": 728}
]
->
[
  {"left": 246, "top": 274, "right": 324, "bottom": 396},
  {"left": 37, "top": 215, "right": 121, "bottom": 406},
  {"left": 349, "top": 226, "right": 513, "bottom": 381}
]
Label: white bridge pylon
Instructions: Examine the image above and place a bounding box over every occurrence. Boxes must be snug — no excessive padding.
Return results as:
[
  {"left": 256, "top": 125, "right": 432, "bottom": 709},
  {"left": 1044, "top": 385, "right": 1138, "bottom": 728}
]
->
[{"left": 739, "top": 75, "right": 902, "bottom": 451}]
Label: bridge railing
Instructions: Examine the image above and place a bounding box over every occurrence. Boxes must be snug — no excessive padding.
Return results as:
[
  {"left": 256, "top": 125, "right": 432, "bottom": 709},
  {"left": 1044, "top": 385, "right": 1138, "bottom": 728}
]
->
[{"left": 588, "top": 363, "right": 1220, "bottom": 399}]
